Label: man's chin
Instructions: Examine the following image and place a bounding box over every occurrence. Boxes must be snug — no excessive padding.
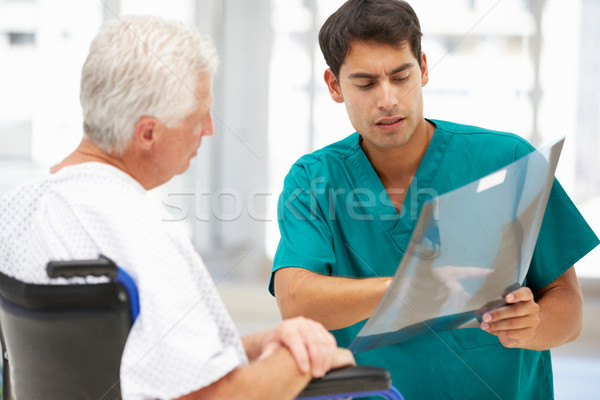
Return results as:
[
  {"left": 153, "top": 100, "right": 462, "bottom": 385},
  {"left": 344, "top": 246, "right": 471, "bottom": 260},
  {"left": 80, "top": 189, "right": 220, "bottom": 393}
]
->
[
  {"left": 172, "top": 162, "right": 192, "bottom": 177},
  {"left": 364, "top": 135, "right": 412, "bottom": 150}
]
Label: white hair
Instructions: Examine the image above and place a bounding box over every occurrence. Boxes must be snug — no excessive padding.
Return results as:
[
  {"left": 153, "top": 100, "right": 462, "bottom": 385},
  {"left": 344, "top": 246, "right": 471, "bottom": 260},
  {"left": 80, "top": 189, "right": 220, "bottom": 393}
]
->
[{"left": 80, "top": 15, "right": 218, "bottom": 154}]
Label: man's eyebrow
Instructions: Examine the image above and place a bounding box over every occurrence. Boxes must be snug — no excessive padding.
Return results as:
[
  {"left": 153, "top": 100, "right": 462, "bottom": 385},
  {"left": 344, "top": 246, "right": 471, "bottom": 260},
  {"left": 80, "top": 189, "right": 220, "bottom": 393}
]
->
[{"left": 347, "top": 63, "right": 414, "bottom": 79}]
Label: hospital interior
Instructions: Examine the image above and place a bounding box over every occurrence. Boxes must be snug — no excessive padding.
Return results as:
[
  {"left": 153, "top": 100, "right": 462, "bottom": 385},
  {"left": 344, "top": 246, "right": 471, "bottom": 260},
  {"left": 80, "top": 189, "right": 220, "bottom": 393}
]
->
[{"left": 0, "top": 0, "right": 598, "bottom": 398}]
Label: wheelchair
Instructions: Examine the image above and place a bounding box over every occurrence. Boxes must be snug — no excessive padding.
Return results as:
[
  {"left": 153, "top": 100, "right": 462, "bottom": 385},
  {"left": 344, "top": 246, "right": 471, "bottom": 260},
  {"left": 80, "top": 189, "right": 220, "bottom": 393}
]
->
[{"left": 0, "top": 256, "right": 403, "bottom": 399}]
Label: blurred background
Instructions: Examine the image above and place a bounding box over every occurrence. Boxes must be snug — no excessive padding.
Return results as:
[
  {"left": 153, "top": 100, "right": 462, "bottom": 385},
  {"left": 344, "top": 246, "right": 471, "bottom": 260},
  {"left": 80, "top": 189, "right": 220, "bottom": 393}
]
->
[{"left": 0, "top": 0, "right": 598, "bottom": 398}]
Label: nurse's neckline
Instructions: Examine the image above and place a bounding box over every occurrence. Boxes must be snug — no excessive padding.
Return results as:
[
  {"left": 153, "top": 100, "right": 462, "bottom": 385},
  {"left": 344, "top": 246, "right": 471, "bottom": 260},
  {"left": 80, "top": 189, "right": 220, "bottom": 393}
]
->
[{"left": 358, "top": 119, "right": 436, "bottom": 184}]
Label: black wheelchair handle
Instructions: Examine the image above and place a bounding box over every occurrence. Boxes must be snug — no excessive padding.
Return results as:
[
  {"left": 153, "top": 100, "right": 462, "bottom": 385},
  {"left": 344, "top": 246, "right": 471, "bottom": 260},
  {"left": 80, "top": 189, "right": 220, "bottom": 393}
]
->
[{"left": 46, "top": 255, "right": 118, "bottom": 279}]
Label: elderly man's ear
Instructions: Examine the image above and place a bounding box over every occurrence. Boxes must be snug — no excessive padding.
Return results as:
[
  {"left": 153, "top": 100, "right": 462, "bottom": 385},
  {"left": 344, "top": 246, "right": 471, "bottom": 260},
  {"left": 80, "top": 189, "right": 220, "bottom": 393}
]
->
[{"left": 133, "top": 117, "right": 161, "bottom": 151}]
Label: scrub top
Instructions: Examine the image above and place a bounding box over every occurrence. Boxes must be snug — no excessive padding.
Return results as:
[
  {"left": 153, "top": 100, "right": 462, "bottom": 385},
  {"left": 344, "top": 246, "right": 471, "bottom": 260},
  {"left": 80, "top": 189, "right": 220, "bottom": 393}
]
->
[{"left": 270, "top": 119, "right": 599, "bottom": 399}]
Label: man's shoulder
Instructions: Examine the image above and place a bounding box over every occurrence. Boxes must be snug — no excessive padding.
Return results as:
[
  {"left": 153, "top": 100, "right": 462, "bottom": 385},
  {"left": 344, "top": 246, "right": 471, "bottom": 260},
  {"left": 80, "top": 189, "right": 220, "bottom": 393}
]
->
[
  {"left": 0, "top": 175, "right": 49, "bottom": 220},
  {"left": 285, "top": 133, "right": 359, "bottom": 179},
  {"left": 432, "top": 119, "right": 534, "bottom": 150},
  {"left": 53, "top": 162, "right": 144, "bottom": 192},
  {"left": 0, "top": 163, "right": 150, "bottom": 231},
  {"left": 431, "top": 119, "right": 537, "bottom": 163},
  {"left": 297, "top": 132, "right": 359, "bottom": 164}
]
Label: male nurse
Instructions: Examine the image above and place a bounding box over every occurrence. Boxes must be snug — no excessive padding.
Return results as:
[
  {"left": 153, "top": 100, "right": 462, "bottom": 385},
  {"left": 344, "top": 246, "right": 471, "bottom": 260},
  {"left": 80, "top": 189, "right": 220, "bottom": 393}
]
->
[{"left": 270, "top": 1, "right": 599, "bottom": 399}]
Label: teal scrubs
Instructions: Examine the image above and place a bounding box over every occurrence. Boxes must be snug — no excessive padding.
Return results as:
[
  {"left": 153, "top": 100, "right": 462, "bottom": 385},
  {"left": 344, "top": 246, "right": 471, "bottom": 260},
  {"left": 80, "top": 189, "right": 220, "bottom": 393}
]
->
[{"left": 270, "top": 119, "right": 599, "bottom": 399}]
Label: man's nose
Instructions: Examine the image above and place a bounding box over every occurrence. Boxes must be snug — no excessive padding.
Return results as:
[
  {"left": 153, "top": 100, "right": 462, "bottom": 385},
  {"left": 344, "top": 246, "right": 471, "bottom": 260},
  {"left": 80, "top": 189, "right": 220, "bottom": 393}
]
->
[
  {"left": 376, "top": 82, "right": 398, "bottom": 111},
  {"left": 202, "top": 113, "right": 214, "bottom": 137}
]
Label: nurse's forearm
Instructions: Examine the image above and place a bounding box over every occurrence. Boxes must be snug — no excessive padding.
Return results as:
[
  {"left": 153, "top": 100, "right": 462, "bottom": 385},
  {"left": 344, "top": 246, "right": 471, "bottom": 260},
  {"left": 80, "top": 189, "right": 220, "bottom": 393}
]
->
[
  {"left": 274, "top": 267, "right": 391, "bottom": 330},
  {"left": 527, "top": 267, "right": 583, "bottom": 350}
]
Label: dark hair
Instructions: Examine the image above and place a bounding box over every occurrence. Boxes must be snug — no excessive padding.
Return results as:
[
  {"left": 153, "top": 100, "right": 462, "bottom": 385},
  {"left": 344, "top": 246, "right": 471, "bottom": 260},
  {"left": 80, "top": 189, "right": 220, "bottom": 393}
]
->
[{"left": 318, "top": 0, "right": 423, "bottom": 78}]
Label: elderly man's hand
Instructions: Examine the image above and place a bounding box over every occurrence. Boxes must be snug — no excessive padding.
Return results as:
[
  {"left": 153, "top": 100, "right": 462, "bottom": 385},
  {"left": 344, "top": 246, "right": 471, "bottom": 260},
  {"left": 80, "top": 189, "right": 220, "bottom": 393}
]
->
[{"left": 259, "top": 316, "right": 354, "bottom": 377}]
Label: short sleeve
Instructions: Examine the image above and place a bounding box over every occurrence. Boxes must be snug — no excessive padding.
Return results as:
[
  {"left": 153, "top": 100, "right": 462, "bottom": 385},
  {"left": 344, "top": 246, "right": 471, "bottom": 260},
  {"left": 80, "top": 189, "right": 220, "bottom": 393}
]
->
[
  {"left": 119, "top": 222, "right": 247, "bottom": 400},
  {"left": 527, "top": 178, "right": 599, "bottom": 289},
  {"left": 269, "top": 165, "right": 336, "bottom": 295}
]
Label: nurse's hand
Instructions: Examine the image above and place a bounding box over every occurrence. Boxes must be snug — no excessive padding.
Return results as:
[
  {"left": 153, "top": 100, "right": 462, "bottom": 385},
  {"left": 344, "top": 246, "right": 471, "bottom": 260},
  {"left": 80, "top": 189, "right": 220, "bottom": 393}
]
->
[{"left": 478, "top": 286, "right": 540, "bottom": 348}]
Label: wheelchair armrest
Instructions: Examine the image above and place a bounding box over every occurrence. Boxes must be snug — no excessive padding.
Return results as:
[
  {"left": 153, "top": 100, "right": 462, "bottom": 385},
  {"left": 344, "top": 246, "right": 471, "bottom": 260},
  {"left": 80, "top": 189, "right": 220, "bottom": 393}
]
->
[
  {"left": 297, "top": 365, "right": 392, "bottom": 399},
  {"left": 47, "top": 255, "right": 117, "bottom": 279}
]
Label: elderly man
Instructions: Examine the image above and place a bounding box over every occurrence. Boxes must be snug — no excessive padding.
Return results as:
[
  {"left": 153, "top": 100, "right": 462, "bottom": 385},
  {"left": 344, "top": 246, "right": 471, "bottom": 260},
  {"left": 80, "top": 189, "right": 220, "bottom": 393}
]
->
[{"left": 0, "top": 15, "right": 353, "bottom": 400}]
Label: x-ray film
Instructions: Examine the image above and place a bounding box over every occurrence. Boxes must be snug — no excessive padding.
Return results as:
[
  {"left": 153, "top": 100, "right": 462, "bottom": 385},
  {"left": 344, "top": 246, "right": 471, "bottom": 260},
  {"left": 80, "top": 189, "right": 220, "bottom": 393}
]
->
[{"left": 349, "top": 138, "right": 565, "bottom": 353}]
